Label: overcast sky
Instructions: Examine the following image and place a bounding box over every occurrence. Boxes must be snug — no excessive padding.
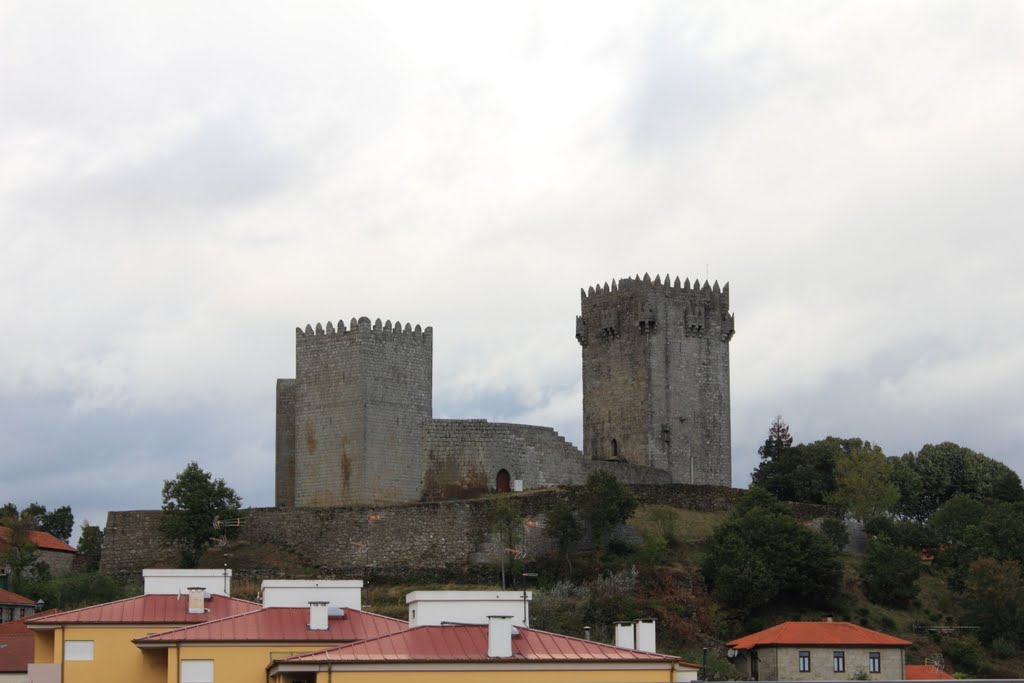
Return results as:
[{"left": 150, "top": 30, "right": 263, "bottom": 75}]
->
[{"left": 2, "top": 2, "right": 1023, "bottom": 541}]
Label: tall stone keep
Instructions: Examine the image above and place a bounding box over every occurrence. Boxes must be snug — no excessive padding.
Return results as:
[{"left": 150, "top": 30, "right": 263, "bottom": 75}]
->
[
  {"left": 276, "top": 317, "right": 432, "bottom": 507},
  {"left": 576, "top": 274, "right": 735, "bottom": 486}
]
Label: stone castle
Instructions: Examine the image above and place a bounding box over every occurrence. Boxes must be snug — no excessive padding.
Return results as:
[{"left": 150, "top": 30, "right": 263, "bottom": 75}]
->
[{"left": 275, "top": 274, "right": 734, "bottom": 508}]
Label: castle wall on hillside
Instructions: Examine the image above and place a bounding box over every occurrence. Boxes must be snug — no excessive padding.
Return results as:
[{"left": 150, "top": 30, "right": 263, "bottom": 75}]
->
[{"left": 101, "top": 484, "right": 772, "bottom": 578}]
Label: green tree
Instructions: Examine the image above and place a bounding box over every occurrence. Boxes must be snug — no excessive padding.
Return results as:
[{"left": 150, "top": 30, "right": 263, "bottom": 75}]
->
[
  {"left": 758, "top": 415, "right": 793, "bottom": 461},
  {"left": 579, "top": 470, "right": 638, "bottom": 548},
  {"left": 752, "top": 436, "right": 869, "bottom": 505},
  {"left": 961, "top": 557, "right": 1024, "bottom": 645},
  {"left": 702, "top": 487, "right": 841, "bottom": 617},
  {"left": 0, "top": 513, "right": 40, "bottom": 592},
  {"left": 544, "top": 499, "right": 580, "bottom": 570},
  {"left": 487, "top": 495, "right": 523, "bottom": 587},
  {"left": 894, "top": 443, "right": 1023, "bottom": 521},
  {"left": 40, "top": 506, "right": 74, "bottom": 543},
  {"left": 826, "top": 444, "right": 899, "bottom": 521},
  {"left": 861, "top": 536, "right": 921, "bottom": 607},
  {"left": 820, "top": 517, "right": 850, "bottom": 552},
  {"left": 159, "top": 462, "right": 241, "bottom": 568},
  {"left": 76, "top": 521, "right": 104, "bottom": 572}
]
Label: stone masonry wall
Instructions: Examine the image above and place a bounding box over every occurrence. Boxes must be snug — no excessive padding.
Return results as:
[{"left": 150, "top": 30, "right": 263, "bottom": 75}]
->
[
  {"left": 577, "top": 274, "right": 734, "bottom": 486},
  {"left": 283, "top": 318, "right": 432, "bottom": 507},
  {"left": 100, "top": 484, "right": 820, "bottom": 578}
]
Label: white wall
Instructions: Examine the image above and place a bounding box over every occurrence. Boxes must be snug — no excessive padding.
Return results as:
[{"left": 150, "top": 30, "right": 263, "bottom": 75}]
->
[
  {"left": 142, "top": 569, "right": 231, "bottom": 596},
  {"left": 260, "top": 580, "right": 363, "bottom": 609},
  {"left": 406, "top": 591, "right": 531, "bottom": 627}
]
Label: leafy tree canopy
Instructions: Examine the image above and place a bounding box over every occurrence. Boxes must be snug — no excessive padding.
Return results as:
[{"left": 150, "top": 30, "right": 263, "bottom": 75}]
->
[
  {"left": 579, "top": 469, "right": 638, "bottom": 548},
  {"left": 861, "top": 536, "right": 921, "bottom": 608},
  {"left": 702, "top": 487, "right": 841, "bottom": 619},
  {"left": 1, "top": 502, "right": 75, "bottom": 542},
  {"left": 76, "top": 521, "right": 104, "bottom": 572},
  {"left": 962, "top": 558, "right": 1024, "bottom": 646},
  {"left": 827, "top": 444, "right": 899, "bottom": 521},
  {"left": 752, "top": 430, "right": 871, "bottom": 505},
  {"left": 894, "top": 442, "right": 1023, "bottom": 521},
  {"left": 159, "top": 462, "right": 241, "bottom": 568}
]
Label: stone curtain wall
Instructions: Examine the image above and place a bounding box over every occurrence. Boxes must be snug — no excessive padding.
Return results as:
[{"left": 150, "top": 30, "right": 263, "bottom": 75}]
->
[{"left": 100, "top": 484, "right": 801, "bottom": 578}]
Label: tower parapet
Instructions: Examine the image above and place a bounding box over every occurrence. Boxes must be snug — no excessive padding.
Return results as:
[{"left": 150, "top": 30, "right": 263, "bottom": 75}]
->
[{"left": 577, "top": 273, "right": 734, "bottom": 486}]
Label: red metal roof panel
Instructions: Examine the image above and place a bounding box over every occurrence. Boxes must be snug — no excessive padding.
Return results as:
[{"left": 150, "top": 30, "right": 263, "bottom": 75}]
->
[
  {"left": 285, "top": 625, "right": 681, "bottom": 663},
  {"left": 0, "top": 618, "right": 34, "bottom": 673},
  {"left": 134, "top": 607, "right": 408, "bottom": 643},
  {"left": 26, "top": 594, "right": 259, "bottom": 625},
  {"left": 727, "top": 621, "right": 912, "bottom": 649}
]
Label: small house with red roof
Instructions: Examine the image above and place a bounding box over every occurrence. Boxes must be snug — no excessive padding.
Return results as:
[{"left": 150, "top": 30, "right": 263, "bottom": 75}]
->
[
  {"left": 0, "top": 528, "right": 77, "bottom": 577},
  {"left": 268, "top": 617, "right": 701, "bottom": 683},
  {"left": 726, "top": 620, "right": 911, "bottom": 681},
  {"left": 0, "top": 589, "right": 37, "bottom": 625}
]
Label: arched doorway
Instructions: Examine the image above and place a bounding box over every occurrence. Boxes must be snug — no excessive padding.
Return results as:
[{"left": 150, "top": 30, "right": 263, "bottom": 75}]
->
[
  {"left": 611, "top": 439, "right": 619, "bottom": 459},
  {"left": 495, "top": 469, "right": 511, "bottom": 493}
]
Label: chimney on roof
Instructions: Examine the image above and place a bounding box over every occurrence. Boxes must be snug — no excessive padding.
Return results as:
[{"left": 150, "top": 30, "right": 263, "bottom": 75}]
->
[
  {"left": 583, "top": 626, "right": 591, "bottom": 641},
  {"left": 614, "top": 621, "right": 635, "bottom": 649},
  {"left": 187, "top": 587, "right": 206, "bottom": 614},
  {"left": 487, "top": 615, "right": 514, "bottom": 658},
  {"left": 309, "top": 601, "right": 329, "bottom": 631},
  {"left": 635, "top": 619, "right": 656, "bottom": 653},
  {"left": 826, "top": 616, "right": 834, "bottom": 623}
]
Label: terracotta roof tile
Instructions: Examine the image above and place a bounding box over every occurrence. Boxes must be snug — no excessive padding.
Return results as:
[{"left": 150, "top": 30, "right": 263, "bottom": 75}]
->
[
  {"left": 26, "top": 594, "right": 259, "bottom": 626},
  {"left": 0, "top": 588, "right": 35, "bottom": 606},
  {"left": 906, "top": 664, "right": 956, "bottom": 680},
  {"left": 0, "top": 527, "right": 77, "bottom": 553},
  {"left": 135, "top": 607, "right": 407, "bottom": 644},
  {"left": 285, "top": 625, "right": 682, "bottom": 663},
  {"left": 727, "top": 621, "right": 911, "bottom": 649}
]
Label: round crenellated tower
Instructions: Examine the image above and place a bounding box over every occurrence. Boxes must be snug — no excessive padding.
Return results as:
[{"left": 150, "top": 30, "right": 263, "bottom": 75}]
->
[{"left": 575, "top": 273, "right": 734, "bottom": 486}]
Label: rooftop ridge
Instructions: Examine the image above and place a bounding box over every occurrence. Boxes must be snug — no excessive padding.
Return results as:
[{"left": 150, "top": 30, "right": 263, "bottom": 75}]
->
[
  {"left": 296, "top": 317, "right": 433, "bottom": 341},
  {"left": 26, "top": 593, "right": 260, "bottom": 625}
]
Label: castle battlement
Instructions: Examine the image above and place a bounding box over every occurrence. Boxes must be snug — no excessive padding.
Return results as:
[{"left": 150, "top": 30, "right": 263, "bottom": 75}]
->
[
  {"left": 580, "top": 272, "right": 730, "bottom": 309},
  {"left": 296, "top": 316, "right": 433, "bottom": 342}
]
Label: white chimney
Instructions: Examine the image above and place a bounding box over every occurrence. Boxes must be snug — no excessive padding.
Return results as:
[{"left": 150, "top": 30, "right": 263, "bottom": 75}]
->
[
  {"left": 187, "top": 587, "right": 206, "bottom": 614},
  {"left": 309, "top": 601, "right": 329, "bottom": 631},
  {"left": 635, "top": 619, "right": 656, "bottom": 653},
  {"left": 487, "top": 615, "right": 514, "bottom": 658},
  {"left": 614, "top": 621, "right": 636, "bottom": 649}
]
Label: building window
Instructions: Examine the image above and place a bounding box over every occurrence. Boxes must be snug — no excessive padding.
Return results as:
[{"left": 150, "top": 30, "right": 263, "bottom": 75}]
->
[
  {"left": 869, "top": 652, "right": 881, "bottom": 673},
  {"left": 611, "top": 439, "right": 619, "bottom": 458},
  {"left": 833, "top": 651, "right": 845, "bottom": 673},
  {"left": 799, "top": 651, "right": 810, "bottom": 672},
  {"left": 181, "top": 659, "right": 214, "bottom": 683},
  {"left": 64, "top": 640, "right": 94, "bottom": 661}
]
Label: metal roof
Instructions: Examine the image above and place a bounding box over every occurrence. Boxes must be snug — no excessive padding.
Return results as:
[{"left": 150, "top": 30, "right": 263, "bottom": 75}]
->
[
  {"left": 0, "top": 618, "right": 34, "bottom": 673},
  {"left": 727, "top": 621, "right": 912, "bottom": 649},
  {"left": 283, "top": 625, "right": 682, "bottom": 663},
  {"left": 134, "top": 607, "right": 408, "bottom": 644},
  {"left": 26, "top": 593, "right": 259, "bottom": 626}
]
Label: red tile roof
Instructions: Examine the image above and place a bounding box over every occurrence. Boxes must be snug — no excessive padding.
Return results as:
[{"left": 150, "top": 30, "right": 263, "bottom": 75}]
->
[
  {"left": 0, "top": 527, "right": 77, "bottom": 553},
  {"left": 135, "top": 607, "right": 407, "bottom": 644},
  {"left": 906, "top": 664, "right": 955, "bottom": 680},
  {"left": 727, "top": 621, "right": 911, "bottom": 649},
  {"left": 26, "top": 594, "right": 259, "bottom": 626},
  {"left": 0, "top": 588, "right": 35, "bottom": 606},
  {"left": 0, "top": 617, "right": 35, "bottom": 673},
  {"left": 283, "top": 625, "right": 683, "bottom": 663}
]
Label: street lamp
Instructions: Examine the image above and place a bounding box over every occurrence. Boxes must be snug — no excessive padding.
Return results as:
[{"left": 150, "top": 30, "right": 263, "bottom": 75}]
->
[{"left": 521, "top": 572, "right": 538, "bottom": 627}]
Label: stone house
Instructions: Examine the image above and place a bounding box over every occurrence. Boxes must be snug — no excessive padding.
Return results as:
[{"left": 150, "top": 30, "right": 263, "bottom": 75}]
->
[
  {"left": 726, "top": 620, "right": 910, "bottom": 681},
  {"left": 0, "top": 528, "right": 77, "bottom": 577}
]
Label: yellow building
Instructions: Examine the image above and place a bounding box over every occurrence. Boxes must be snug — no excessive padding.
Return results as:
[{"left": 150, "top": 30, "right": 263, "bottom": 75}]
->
[
  {"left": 268, "top": 617, "right": 701, "bottom": 683},
  {"left": 134, "top": 602, "right": 407, "bottom": 683},
  {"left": 26, "top": 590, "right": 259, "bottom": 683}
]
